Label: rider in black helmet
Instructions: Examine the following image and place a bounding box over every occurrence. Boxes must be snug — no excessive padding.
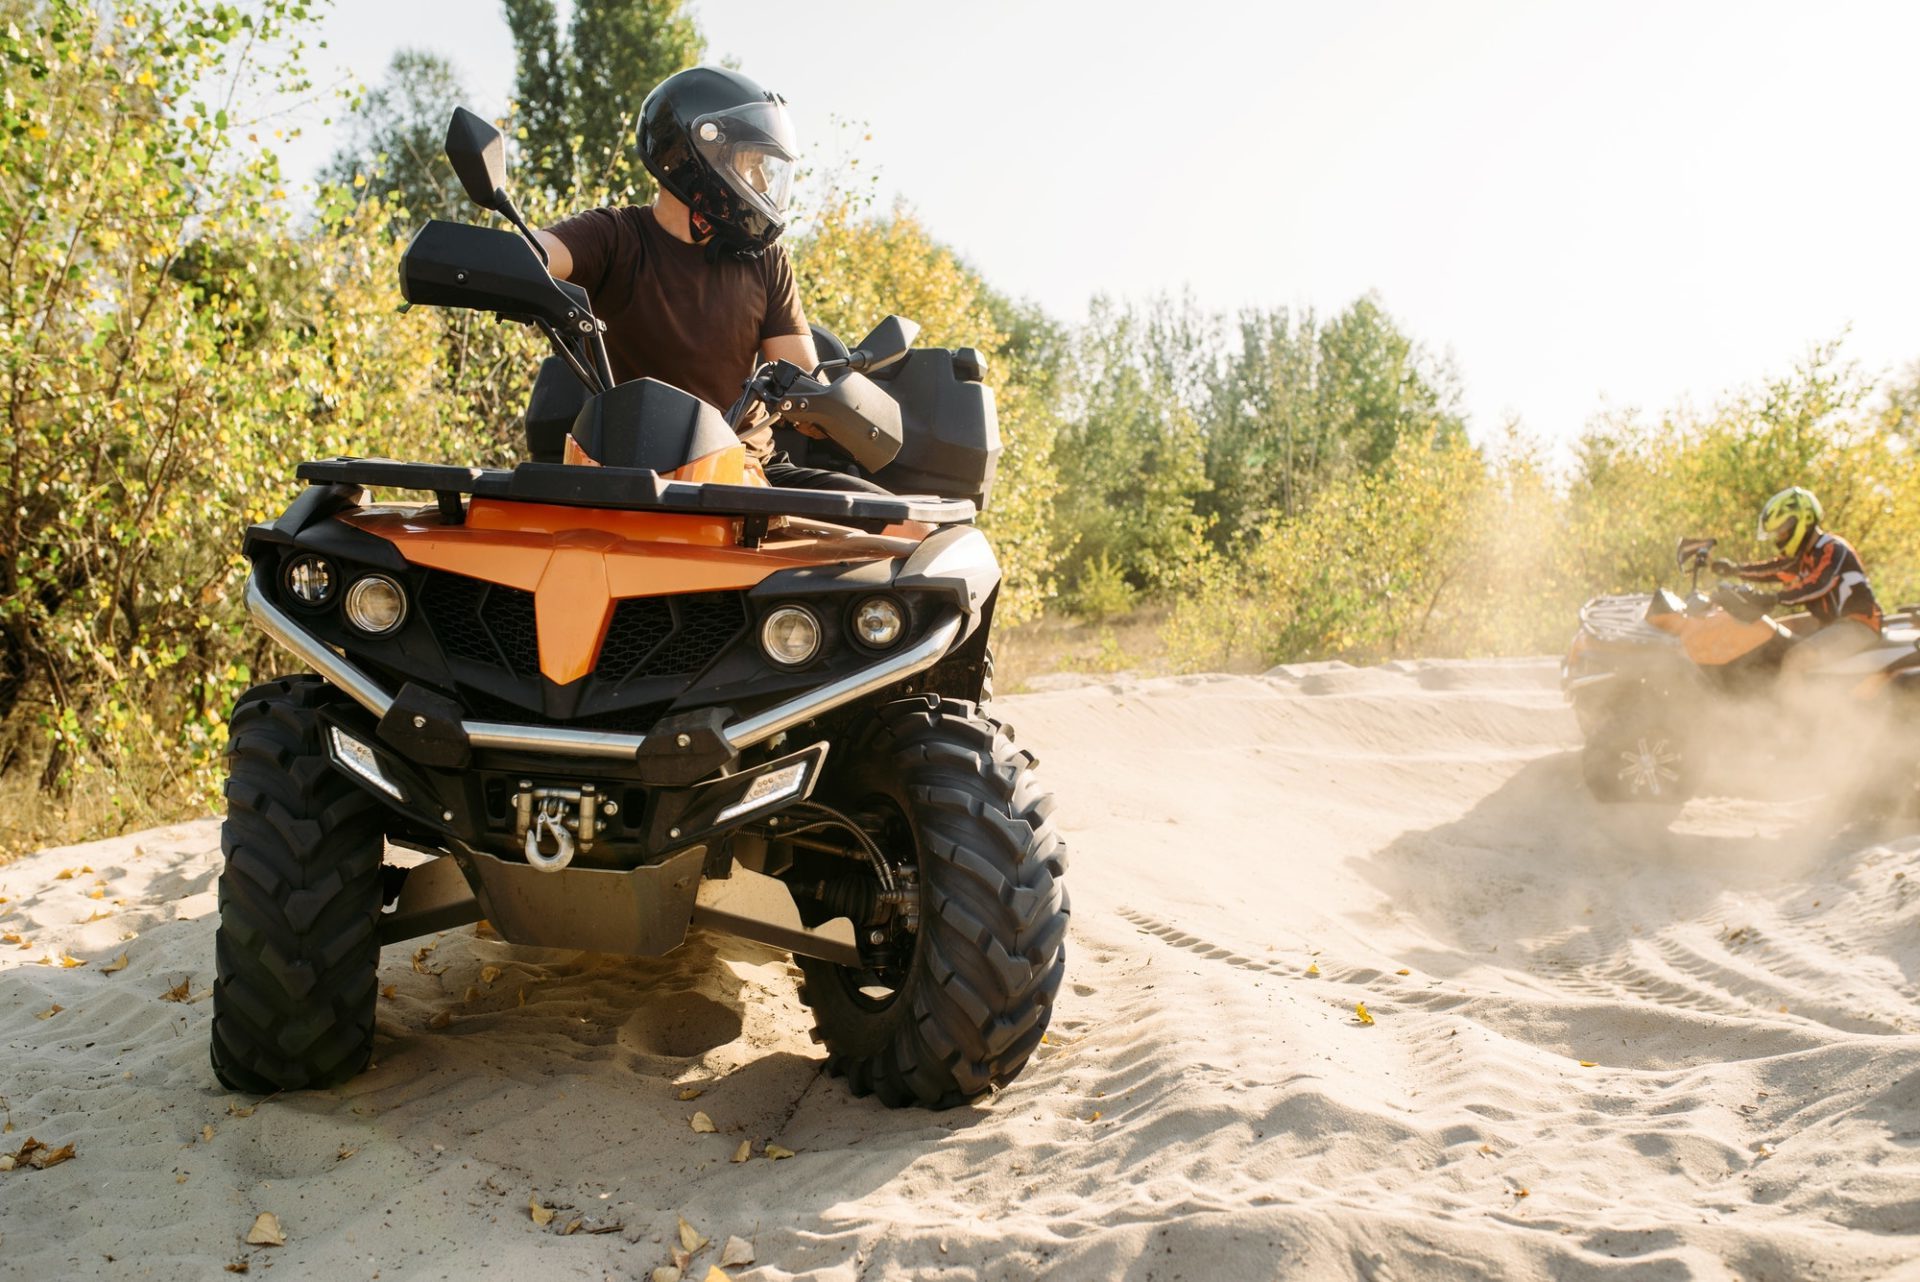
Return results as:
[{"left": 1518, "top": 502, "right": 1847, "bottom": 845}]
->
[{"left": 534, "top": 67, "right": 879, "bottom": 491}]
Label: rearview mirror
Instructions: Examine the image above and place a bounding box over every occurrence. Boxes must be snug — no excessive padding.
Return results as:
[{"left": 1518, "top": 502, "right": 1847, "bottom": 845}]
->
[
  {"left": 850, "top": 315, "right": 921, "bottom": 375},
  {"left": 445, "top": 106, "right": 508, "bottom": 212}
]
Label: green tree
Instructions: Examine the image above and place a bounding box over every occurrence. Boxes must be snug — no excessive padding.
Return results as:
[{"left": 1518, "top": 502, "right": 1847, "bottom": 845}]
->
[
  {"left": 1202, "top": 294, "right": 1466, "bottom": 543},
  {"left": 322, "top": 48, "right": 473, "bottom": 231},
  {"left": 1053, "top": 297, "right": 1214, "bottom": 603},
  {"left": 502, "top": 0, "right": 704, "bottom": 206}
]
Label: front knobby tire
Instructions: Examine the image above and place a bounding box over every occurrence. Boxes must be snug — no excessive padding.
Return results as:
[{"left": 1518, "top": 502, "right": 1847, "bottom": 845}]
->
[
  {"left": 211, "top": 676, "right": 386, "bottom": 1093},
  {"left": 796, "top": 697, "right": 1070, "bottom": 1109}
]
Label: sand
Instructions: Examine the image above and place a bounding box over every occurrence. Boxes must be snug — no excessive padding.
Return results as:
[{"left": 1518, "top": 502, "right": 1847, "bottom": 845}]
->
[{"left": 2, "top": 661, "right": 1918, "bottom": 1280}]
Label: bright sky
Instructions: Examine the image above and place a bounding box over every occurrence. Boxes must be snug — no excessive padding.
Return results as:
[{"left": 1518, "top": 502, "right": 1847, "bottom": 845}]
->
[{"left": 279, "top": 0, "right": 1920, "bottom": 444}]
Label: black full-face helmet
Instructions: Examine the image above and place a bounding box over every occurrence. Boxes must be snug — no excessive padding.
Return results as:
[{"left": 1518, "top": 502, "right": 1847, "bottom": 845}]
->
[{"left": 638, "top": 67, "right": 797, "bottom": 258}]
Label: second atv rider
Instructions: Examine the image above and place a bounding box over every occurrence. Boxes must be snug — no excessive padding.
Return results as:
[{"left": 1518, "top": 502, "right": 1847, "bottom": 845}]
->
[
  {"left": 532, "top": 66, "right": 882, "bottom": 493},
  {"left": 1713, "top": 486, "right": 1882, "bottom": 670}
]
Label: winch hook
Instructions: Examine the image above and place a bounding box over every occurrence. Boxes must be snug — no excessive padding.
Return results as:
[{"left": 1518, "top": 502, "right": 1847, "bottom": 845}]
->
[{"left": 525, "top": 799, "right": 576, "bottom": 872}]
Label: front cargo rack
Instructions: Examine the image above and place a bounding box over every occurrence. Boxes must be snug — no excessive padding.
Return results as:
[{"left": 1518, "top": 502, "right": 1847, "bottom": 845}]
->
[{"left": 295, "top": 457, "right": 977, "bottom": 533}]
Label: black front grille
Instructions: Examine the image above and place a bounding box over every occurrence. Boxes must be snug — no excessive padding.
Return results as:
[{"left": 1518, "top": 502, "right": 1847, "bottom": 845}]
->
[
  {"left": 421, "top": 572, "right": 542, "bottom": 678},
  {"left": 641, "top": 592, "right": 749, "bottom": 680},
  {"left": 598, "top": 596, "right": 676, "bottom": 683},
  {"left": 420, "top": 571, "right": 747, "bottom": 689}
]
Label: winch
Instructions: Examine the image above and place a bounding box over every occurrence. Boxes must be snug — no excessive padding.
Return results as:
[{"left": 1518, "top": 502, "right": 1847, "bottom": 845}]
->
[{"left": 512, "top": 780, "right": 615, "bottom": 871}]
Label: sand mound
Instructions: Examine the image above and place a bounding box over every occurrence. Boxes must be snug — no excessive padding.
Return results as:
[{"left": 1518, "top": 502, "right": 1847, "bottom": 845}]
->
[{"left": 3, "top": 661, "right": 1917, "bottom": 1279}]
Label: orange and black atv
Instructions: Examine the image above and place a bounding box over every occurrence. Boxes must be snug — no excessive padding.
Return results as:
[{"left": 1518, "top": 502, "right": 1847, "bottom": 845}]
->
[
  {"left": 1563, "top": 537, "right": 1920, "bottom": 803},
  {"left": 210, "top": 109, "right": 1068, "bottom": 1109}
]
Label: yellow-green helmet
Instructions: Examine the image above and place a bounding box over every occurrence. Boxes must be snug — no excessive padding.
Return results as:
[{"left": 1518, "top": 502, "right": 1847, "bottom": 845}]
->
[{"left": 1758, "top": 486, "right": 1822, "bottom": 557}]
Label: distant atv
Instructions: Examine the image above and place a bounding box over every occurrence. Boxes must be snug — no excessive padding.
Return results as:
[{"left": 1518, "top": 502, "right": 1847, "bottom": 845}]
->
[
  {"left": 209, "top": 109, "right": 1069, "bottom": 1109},
  {"left": 1563, "top": 537, "right": 1920, "bottom": 803}
]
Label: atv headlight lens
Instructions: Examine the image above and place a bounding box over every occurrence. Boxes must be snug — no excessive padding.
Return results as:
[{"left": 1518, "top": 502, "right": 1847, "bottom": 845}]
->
[
  {"left": 343, "top": 574, "right": 407, "bottom": 635},
  {"left": 284, "top": 555, "right": 336, "bottom": 608},
  {"left": 761, "top": 605, "right": 821, "bottom": 666},
  {"left": 852, "top": 596, "right": 905, "bottom": 649}
]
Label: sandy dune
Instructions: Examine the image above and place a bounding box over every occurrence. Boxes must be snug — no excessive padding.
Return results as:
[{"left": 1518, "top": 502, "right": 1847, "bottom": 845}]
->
[{"left": 2, "top": 662, "right": 1918, "bottom": 1279}]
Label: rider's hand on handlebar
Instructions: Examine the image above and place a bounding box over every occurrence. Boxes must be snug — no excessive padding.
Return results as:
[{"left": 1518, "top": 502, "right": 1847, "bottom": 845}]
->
[{"left": 1710, "top": 557, "right": 1737, "bottom": 575}]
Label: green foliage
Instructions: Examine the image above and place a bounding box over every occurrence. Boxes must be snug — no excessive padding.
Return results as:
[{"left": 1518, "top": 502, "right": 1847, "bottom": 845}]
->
[
  {"left": 1053, "top": 298, "right": 1213, "bottom": 597},
  {"left": 0, "top": 0, "right": 515, "bottom": 844},
  {"left": 321, "top": 49, "right": 473, "bottom": 232},
  {"left": 1071, "top": 552, "right": 1136, "bottom": 622},
  {"left": 1202, "top": 295, "right": 1465, "bottom": 544},
  {"left": 502, "top": 0, "right": 703, "bottom": 206}
]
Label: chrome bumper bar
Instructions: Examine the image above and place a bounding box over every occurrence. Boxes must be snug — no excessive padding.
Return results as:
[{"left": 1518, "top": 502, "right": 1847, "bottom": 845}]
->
[{"left": 245, "top": 576, "right": 962, "bottom": 762}]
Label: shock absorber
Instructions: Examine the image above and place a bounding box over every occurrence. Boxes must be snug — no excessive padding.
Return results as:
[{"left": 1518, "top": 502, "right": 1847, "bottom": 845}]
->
[{"left": 802, "top": 876, "right": 920, "bottom": 932}]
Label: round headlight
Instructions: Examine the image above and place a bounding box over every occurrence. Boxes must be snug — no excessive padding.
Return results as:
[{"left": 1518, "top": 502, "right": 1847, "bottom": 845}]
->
[
  {"left": 343, "top": 575, "right": 407, "bottom": 635},
  {"left": 852, "top": 596, "right": 905, "bottom": 649},
  {"left": 761, "top": 605, "right": 822, "bottom": 667},
  {"left": 284, "top": 555, "right": 336, "bottom": 608}
]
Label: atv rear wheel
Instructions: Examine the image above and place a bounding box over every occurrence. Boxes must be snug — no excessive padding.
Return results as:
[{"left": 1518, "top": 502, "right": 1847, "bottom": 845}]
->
[
  {"left": 1583, "top": 709, "right": 1694, "bottom": 804},
  {"left": 795, "top": 697, "right": 1068, "bottom": 1108},
  {"left": 211, "top": 676, "right": 386, "bottom": 1093}
]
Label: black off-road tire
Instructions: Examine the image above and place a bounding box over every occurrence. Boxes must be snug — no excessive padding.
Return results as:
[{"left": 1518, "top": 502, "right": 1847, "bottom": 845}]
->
[
  {"left": 211, "top": 676, "right": 386, "bottom": 1093},
  {"left": 796, "top": 697, "right": 1068, "bottom": 1108},
  {"left": 1582, "top": 707, "right": 1694, "bottom": 805}
]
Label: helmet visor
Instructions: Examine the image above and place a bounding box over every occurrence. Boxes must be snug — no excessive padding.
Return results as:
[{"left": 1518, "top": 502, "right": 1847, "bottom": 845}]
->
[{"left": 690, "top": 100, "right": 797, "bottom": 222}]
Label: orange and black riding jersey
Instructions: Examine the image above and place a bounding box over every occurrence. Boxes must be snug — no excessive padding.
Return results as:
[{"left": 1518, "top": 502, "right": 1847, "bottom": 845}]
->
[{"left": 1729, "top": 531, "right": 1882, "bottom": 630}]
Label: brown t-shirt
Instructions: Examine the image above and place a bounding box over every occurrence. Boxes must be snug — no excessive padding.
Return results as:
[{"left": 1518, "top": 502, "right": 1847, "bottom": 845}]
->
[{"left": 545, "top": 204, "right": 809, "bottom": 459}]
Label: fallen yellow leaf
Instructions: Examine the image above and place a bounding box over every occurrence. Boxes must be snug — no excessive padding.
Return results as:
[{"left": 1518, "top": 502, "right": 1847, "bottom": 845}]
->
[
  {"left": 427, "top": 1010, "right": 452, "bottom": 1030},
  {"left": 245, "top": 1211, "right": 286, "bottom": 1246},
  {"left": 764, "top": 1143, "right": 795, "bottom": 1160},
  {"left": 202, "top": 1124, "right": 216, "bottom": 1143},
  {"left": 1, "top": 932, "right": 20, "bottom": 944},
  {"left": 380, "top": 985, "right": 397, "bottom": 1000},
  {"left": 101, "top": 953, "right": 130, "bottom": 975},
  {"left": 1396, "top": 968, "right": 1411, "bottom": 976},
  {"left": 58, "top": 953, "right": 87, "bottom": 968},
  {"left": 35, "top": 1004, "right": 62, "bottom": 1020},
  {"left": 720, "top": 1235, "right": 754, "bottom": 1267},
  {"left": 677, "top": 1087, "right": 704, "bottom": 1101},
  {"left": 677, "top": 1215, "right": 708, "bottom": 1252},
  {"left": 705, "top": 1267, "right": 734, "bottom": 1281},
  {"left": 529, "top": 1194, "right": 554, "bottom": 1227},
  {"left": 480, "top": 965, "right": 501, "bottom": 985},
  {"left": 1354, "top": 1001, "right": 1374, "bottom": 1025},
  {"left": 1578, "top": 1060, "right": 1597, "bottom": 1068},
  {"left": 689, "top": 1111, "right": 716, "bottom": 1134},
  {"left": 227, "top": 1103, "right": 256, "bottom": 1119},
  {"left": 161, "top": 977, "right": 192, "bottom": 1002},
  {"left": 730, "top": 1140, "right": 751, "bottom": 1163},
  {"left": 336, "top": 1145, "right": 356, "bottom": 1161},
  {"left": 55, "top": 869, "right": 75, "bottom": 881},
  {"left": 1306, "top": 961, "right": 1321, "bottom": 976},
  {"left": 86, "top": 887, "right": 106, "bottom": 900},
  {"left": 1088, "top": 1110, "right": 1103, "bottom": 1122}
]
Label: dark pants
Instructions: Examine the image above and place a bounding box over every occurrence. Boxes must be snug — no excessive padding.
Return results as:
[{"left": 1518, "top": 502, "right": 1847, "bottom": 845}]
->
[{"left": 762, "top": 455, "right": 888, "bottom": 494}]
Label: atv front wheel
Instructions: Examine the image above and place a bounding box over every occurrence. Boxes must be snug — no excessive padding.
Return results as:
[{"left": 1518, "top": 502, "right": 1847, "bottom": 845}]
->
[
  {"left": 795, "top": 698, "right": 1068, "bottom": 1108},
  {"left": 1582, "top": 711, "right": 1693, "bottom": 804},
  {"left": 211, "top": 677, "right": 386, "bottom": 1092}
]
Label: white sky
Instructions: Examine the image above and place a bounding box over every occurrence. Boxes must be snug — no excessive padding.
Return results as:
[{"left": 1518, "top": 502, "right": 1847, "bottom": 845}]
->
[{"left": 278, "top": 0, "right": 1920, "bottom": 444}]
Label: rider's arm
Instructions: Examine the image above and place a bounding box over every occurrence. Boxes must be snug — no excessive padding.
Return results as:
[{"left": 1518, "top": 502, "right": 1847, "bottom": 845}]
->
[
  {"left": 539, "top": 208, "right": 625, "bottom": 293},
  {"left": 1777, "top": 540, "right": 1842, "bottom": 606},
  {"left": 533, "top": 229, "right": 574, "bottom": 281},
  {"left": 1725, "top": 555, "right": 1795, "bottom": 582},
  {"left": 762, "top": 331, "right": 820, "bottom": 370}
]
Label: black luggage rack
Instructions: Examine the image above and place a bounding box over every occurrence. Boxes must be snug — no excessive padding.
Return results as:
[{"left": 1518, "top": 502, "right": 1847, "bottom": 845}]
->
[{"left": 296, "top": 457, "right": 977, "bottom": 540}]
